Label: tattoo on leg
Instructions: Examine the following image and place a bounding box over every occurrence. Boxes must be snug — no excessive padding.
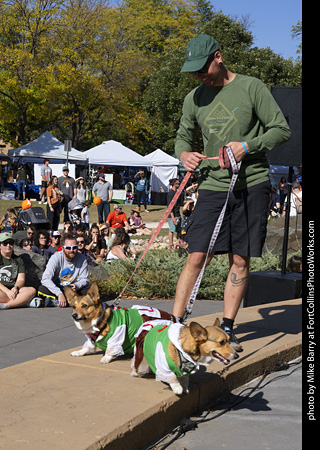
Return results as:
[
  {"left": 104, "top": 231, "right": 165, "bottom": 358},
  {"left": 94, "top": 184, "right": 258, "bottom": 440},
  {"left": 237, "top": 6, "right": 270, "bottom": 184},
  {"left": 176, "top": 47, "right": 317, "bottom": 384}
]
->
[{"left": 230, "top": 272, "right": 249, "bottom": 287}]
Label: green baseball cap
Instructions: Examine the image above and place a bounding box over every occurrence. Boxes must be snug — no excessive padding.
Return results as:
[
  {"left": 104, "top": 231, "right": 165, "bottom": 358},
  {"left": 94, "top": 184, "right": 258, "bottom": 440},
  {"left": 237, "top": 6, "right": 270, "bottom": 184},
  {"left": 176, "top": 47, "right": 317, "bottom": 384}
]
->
[
  {"left": 0, "top": 232, "right": 13, "bottom": 242},
  {"left": 181, "top": 34, "right": 220, "bottom": 73}
]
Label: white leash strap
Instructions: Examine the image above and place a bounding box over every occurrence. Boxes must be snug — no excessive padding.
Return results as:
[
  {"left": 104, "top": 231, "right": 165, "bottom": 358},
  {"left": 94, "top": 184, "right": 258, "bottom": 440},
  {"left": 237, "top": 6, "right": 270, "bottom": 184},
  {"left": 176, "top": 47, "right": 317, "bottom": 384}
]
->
[{"left": 183, "top": 146, "right": 241, "bottom": 321}]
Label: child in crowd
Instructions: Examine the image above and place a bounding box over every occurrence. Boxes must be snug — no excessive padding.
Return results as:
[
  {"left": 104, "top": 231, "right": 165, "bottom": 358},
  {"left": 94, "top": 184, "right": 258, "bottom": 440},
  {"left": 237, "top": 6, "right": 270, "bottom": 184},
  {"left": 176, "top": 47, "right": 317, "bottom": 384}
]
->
[{"left": 81, "top": 200, "right": 91, "bottom": 230}]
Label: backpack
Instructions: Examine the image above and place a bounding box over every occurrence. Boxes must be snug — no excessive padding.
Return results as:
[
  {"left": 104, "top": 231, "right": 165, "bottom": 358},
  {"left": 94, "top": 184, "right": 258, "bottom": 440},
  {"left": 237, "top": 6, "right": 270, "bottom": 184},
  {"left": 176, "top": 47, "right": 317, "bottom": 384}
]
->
[{"left": 293, "top": 192, "right": 302, "bottom": 214}]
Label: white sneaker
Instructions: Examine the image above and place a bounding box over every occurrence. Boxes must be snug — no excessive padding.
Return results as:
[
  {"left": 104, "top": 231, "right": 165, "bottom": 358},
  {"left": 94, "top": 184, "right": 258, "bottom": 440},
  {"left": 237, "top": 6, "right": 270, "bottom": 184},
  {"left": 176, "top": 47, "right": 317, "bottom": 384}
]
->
[{"left": 29, "top": 297, "right": 43, "bottom": 308}]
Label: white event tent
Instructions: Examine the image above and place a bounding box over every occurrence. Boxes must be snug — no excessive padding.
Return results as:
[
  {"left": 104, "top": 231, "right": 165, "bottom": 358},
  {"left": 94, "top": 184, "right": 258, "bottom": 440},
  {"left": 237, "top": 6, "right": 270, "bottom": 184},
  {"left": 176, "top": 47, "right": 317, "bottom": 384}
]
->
[
  {"left": 143, "top": 149, "right": 179, "bottom": 193},
  {"left": 84, "top": 140, "right": 153, "bottom": 167},
  {"left": 8, "top": 131, "right": 87, "bottom": 163}
]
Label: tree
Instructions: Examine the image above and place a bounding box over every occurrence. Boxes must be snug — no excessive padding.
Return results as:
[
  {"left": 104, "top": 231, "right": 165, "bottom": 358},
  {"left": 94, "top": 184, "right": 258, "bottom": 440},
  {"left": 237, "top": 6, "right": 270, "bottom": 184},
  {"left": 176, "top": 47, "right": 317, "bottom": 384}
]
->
[
  {"left": 0, "top": 0, "right": 60, "bottom": 145},
  {"left": 143, "top": 12, "right": 302, "bottom": 153}
]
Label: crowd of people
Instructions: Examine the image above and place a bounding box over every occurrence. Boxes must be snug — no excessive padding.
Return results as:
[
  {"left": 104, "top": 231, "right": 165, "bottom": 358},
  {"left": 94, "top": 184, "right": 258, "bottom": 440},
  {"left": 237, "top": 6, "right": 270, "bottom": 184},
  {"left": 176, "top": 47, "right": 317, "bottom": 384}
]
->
[
  {"left": 0, "top": 162, "right": 157, "bottom": 310},
  {"left": 0, "top": 153, "right": 302, "bottom": 313}
]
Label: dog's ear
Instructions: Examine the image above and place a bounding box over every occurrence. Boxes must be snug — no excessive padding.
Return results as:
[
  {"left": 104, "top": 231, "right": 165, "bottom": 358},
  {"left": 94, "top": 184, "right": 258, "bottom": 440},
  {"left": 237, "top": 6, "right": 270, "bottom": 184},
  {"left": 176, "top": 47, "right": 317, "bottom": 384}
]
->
[
  {"left": 87, "top": 281, "right": 100, "bottom": 305},
  {"left": 213, "top": 318, "right": 220, "bottom": 327},
  {"left": 64, "top": 285, "right": 77, "bottom": 306},
  {"left": 189, "top": 322, "right": 208, "bottom": 343}
]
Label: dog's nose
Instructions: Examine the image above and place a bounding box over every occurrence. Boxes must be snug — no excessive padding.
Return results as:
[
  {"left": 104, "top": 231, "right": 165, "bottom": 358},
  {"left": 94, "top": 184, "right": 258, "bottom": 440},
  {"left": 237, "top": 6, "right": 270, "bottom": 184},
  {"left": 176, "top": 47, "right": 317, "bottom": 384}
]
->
[{"left": 72, "top": 312, "right": 78, "bottom": 319}]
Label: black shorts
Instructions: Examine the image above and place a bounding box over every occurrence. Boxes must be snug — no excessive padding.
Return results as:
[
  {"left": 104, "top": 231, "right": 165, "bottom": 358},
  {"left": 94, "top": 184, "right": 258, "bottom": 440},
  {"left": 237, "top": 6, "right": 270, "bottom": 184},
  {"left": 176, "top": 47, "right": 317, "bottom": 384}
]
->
[{"left": 187, "top": 181, "right": 270, "bottom": 257}]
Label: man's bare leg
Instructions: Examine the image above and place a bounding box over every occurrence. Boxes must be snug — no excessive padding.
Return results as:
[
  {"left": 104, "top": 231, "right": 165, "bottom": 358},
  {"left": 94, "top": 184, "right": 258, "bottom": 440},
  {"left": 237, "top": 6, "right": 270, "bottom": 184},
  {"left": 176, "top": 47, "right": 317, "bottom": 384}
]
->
[
  {"left": 172, "top": 252, "right": 213, "bottom": 318},
  {"left": 223, "top": 253, "right": 250, "bottom": 320},
  {"left": 221, "top": 253, "right": 250, "bottom": 351}
]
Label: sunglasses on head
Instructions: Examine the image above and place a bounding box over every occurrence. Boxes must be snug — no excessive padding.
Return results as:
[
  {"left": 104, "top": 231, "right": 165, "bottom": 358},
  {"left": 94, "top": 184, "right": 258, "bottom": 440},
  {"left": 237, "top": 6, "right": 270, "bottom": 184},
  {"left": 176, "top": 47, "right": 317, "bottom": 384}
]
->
[
  {"left": 191, "top": 53, "right": 215, "bottom": 75},
  {"left": 1, "top": 241, "right": 14, "bottom": 246},
  {"left": 63, "top": 245, "right": 78, "bottom": 250}
]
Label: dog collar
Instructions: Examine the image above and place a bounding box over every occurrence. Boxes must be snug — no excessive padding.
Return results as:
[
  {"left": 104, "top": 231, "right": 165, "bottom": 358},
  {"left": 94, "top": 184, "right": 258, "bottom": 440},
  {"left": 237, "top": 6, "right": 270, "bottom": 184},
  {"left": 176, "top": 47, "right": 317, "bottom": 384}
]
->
[
  {"left": 87, "top": 303, "right": 108, "bottom": 343},
  {"left": 178, "top": 350, "right": 198, "bottom": 375}
]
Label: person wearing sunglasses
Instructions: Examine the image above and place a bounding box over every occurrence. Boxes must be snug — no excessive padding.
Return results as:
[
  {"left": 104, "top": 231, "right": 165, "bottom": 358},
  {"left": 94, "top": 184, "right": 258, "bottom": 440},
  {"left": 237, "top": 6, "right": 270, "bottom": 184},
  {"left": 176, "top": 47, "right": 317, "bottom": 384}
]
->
[
  {"left": 172, "top": 34, "right": 291, "bottom": 352},
  {"left": 37, "top": 233, "right": 89, "bottom": 307},
  {"left": 19, "top": 238, "right": 33, "bottom": 251},
  {"left": 49, "top": 231, "right": 63, "bottom": 252},
  {"left": 76, "top": 236, "right": 97, "bottom": 267},
  {"left": 0, "top": 233, "right": 36, "bottom": 309}
]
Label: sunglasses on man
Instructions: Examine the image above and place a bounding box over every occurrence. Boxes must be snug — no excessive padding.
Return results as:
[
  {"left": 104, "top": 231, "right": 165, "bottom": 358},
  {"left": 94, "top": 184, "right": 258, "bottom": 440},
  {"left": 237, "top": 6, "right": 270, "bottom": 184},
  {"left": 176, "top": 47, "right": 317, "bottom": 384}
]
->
[
  {"left": 63, "top": 245, "right": 78, "bottom": 250},
  {"left": 1, "top": 241, "right": 14, "bottom": 246},
  {"left": 190, "top": 53, "right": 215, "bottom": 75}
]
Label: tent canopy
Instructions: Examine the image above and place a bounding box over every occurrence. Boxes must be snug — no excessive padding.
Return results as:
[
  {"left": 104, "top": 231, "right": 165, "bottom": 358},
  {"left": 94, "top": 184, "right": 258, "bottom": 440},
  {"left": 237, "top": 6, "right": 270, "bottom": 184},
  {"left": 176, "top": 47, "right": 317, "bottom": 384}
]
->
[
  {"left": 143, "top": 149, "right": 179, "bottom": 193},
  {"left": 84, "top": 140, "right": 153, "bottom": 167},
  {"left": 143, "top": 149, "right": 179, "bottom": 167},
  {"left": 8, "top": 131, "right": 87, "bottom": 162}
]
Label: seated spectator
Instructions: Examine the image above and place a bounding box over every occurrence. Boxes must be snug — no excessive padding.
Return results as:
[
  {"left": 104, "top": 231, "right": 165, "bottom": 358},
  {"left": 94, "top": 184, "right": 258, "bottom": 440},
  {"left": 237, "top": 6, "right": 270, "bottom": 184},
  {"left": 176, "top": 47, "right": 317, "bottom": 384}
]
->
[
  {"left": 128, "top": 207, "right": 152, "bottom": 235},
  {"left": 100, "top": 223, "right": 110, "bottom": 246},
  {"left": 32, "top": 230, "right": 56, "bottom": 261},
  {"left": 8, "top": 214, "right": 23, "bottom": 235},
  {"left": 75, "top": 223, "right": 87, "bottom": 239},
  {"left": 26, "top": 225, "right": 37, "bottom": 245},
  {"left": 50, "top": 230, "right": 63, "bottom": 252},
  {"left": 85, "top": 223, "right": 106, "bottom": 262},
  {"left": 68, "top": 198, "right": 83, "bottom": 226},
  {"left": 106, "top": 204, "right": 130, "bottom": 232},
  {"left": 63, "top": 221, "right": 75, "bottom": 235},
  {"left": 76, "top": 235, "right": 97, "bottom": 267},
  {"left": 37, "top": 233, "right": 89, "bottom": 307},
  {"left": 0, "top": 232, "right": 36, "bottom": 309},
  {"left": 106, "top": 230, "right": 130, "bottom": 261},
  {"left": 19, "top": 238, "right": 33, "bottom": 252},
  {"left": 0, "top": 208, "right": 16, "bottom": 232},
  {"left": 107, "top": 226, "right": 138, "bottom": 260},
  {"left": 287, "top": 255, "right": 302, "bottom": 273},
  {"left": 282, "top": 181, "right": 302, "bottom": 217},
  {"left": 13, "top": 224, "right": 38, "bottom": 246}
]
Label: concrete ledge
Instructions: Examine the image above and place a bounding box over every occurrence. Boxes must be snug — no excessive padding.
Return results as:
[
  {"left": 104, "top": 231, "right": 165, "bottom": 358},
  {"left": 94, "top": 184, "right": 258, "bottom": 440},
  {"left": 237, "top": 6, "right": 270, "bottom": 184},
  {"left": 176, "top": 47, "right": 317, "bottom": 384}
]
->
[{"left": 0, "top": 298, "right": 302, "bottom": 450}]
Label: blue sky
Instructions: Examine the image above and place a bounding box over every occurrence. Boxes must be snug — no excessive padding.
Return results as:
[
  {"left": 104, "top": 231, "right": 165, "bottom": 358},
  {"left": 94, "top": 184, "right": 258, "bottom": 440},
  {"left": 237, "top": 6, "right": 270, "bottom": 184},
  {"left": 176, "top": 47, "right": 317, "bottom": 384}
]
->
[{"left": 210, "top": 0, "right": 302, "bottom": 59}]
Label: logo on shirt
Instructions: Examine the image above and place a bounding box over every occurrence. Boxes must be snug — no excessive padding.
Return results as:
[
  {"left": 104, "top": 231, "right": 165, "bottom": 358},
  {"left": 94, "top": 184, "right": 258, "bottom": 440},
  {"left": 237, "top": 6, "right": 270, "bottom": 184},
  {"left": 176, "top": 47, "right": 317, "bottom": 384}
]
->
[
  {"left": 204, "top": 101, "right": 238, "bottom": 141},
  {"left": 58, "top": 268, "right": 77, "bottom": 286}
]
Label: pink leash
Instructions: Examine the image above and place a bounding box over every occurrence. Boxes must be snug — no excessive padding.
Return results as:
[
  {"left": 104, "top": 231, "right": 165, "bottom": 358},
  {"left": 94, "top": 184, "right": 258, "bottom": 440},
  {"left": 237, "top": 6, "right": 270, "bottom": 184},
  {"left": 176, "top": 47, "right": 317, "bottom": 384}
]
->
[{"left": 112, "top": 146, "right": 240, "bottom": 310}]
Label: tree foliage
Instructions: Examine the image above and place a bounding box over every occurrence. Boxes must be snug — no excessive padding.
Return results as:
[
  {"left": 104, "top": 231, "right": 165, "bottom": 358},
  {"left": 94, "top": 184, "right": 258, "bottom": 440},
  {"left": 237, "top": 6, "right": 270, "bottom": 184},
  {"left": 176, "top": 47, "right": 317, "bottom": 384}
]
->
[{"left": 0, "top": 1, "right": 302, "bottom": 152}]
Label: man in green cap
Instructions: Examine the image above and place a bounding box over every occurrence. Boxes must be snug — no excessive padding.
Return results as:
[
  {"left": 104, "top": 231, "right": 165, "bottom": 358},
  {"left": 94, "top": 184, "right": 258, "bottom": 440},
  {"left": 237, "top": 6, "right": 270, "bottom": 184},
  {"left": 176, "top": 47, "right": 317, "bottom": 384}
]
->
[{"left": 172, "top": 34, "right": 291, "bottom": 351}]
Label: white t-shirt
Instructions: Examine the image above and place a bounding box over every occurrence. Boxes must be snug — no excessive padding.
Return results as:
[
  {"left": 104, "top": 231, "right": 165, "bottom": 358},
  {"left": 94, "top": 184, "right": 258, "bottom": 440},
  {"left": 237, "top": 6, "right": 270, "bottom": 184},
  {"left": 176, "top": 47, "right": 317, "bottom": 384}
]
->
[{"left": 285, "top": 190, "right": 302, "bottom": 216}]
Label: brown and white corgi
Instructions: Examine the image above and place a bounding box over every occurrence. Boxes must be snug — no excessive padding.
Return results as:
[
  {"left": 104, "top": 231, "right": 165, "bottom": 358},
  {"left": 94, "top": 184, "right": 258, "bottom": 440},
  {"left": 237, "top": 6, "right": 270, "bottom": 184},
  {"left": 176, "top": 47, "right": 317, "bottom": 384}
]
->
[
  {"left": 65, "top": 282, "right": 178, "bottom": 364},
  {"left": 131, "top": 318, "right": 239, "bottom": 395}
]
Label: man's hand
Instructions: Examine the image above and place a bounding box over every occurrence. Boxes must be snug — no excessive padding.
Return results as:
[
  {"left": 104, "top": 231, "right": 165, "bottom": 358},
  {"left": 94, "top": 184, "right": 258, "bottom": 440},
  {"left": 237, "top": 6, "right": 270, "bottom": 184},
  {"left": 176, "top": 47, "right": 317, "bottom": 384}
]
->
[
  {"left": 58, "top": 293, "right": 68, "bottom": 307},
  {"left": 179, "top": 151, "right": 207, "bottom": 172},
  {"left": 226, "top": 142, "right": 249, "bottom": 163}
]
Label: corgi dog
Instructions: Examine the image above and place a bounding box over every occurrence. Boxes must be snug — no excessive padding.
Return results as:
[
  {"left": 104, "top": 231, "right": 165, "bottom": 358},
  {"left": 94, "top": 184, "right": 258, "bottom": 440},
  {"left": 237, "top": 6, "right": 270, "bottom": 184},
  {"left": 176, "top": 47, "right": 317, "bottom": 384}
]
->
[
  {"left": 65, "top": 281, "right": 178, "bottom": 364},
  {"left": 131, "top": 318, "right": 239, "bottom": 395}
]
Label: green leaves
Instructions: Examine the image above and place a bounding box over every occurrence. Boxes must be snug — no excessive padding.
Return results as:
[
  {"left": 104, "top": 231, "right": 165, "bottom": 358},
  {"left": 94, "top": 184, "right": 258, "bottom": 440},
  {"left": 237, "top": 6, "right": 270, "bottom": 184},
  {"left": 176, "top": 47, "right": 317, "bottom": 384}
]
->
[{"left": 0, "top": 1, "right": 301, "bottom": 151}]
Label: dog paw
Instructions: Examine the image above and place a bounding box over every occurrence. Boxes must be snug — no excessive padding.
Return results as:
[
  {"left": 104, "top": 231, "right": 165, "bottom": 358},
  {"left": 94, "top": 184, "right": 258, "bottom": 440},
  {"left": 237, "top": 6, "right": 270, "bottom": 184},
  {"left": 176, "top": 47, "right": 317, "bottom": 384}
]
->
[
  {"left": 100, "top": 355, "right": 113, "bottom": 364},
  {"left": 170, "top": 382, "right": 184, "bottom": 395}
]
